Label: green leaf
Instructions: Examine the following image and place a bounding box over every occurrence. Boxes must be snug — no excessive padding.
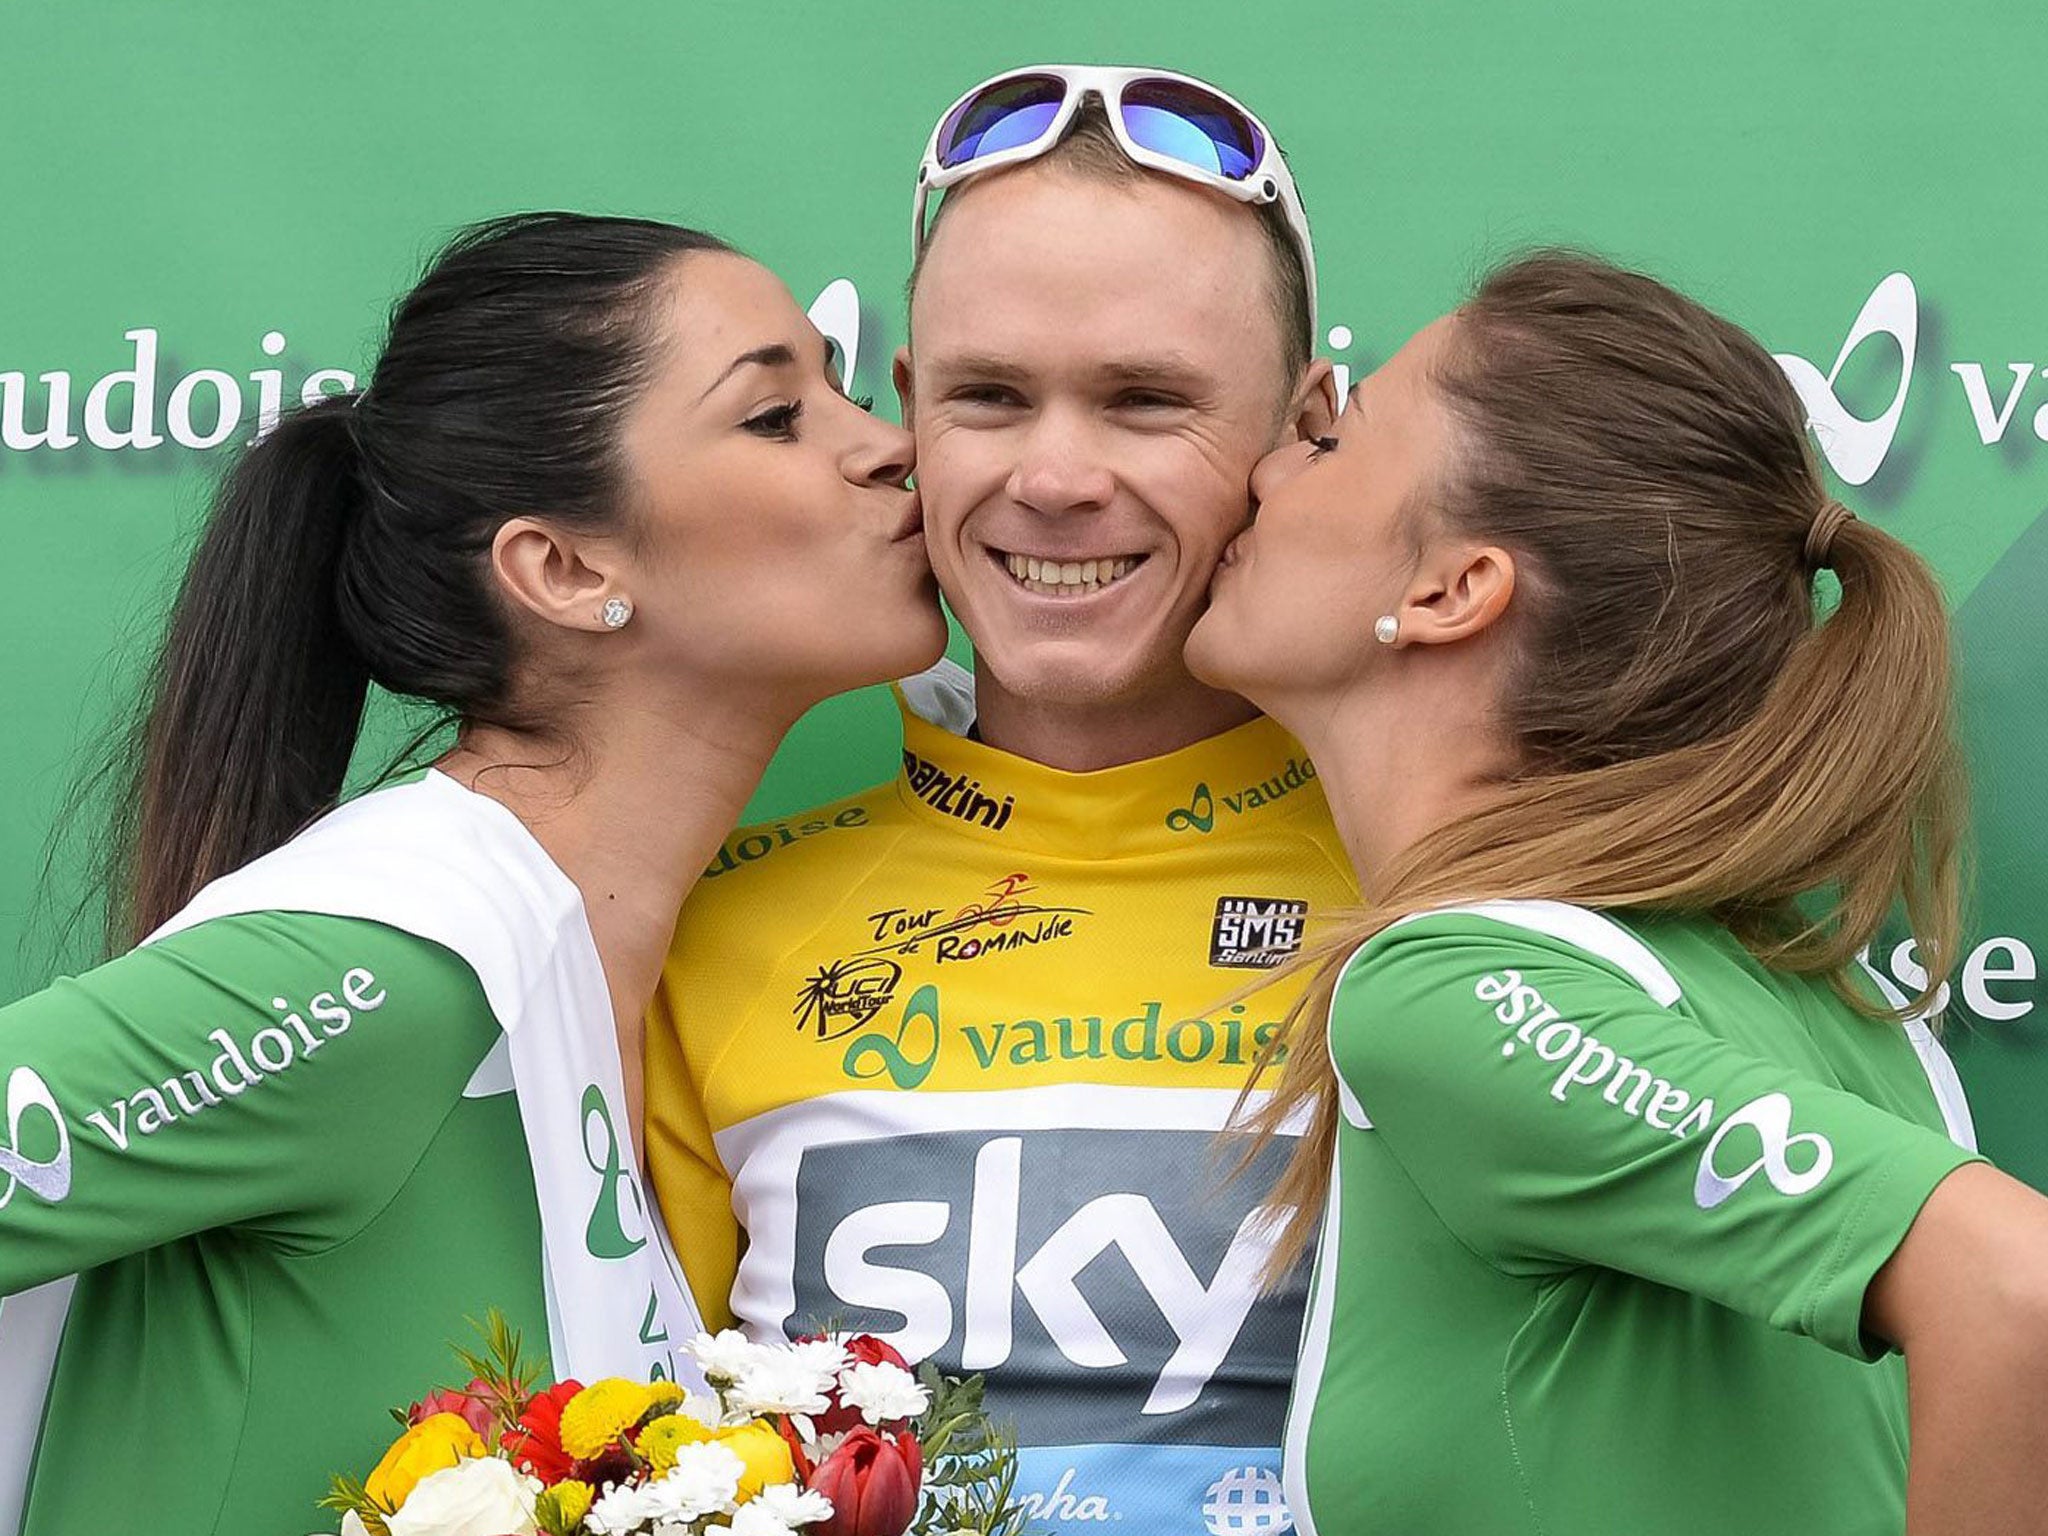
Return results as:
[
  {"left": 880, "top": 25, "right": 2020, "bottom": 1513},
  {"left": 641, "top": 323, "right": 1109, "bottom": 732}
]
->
[{"left": 316, "top": 1474, "right": 394, "bottom": 1535}]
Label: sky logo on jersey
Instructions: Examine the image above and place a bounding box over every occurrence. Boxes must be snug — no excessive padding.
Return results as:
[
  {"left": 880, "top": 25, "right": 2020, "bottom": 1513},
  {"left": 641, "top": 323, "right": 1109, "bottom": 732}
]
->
[
  {"left": 1693, "top": 1092, "right": 1835, "bottom": 1210},
  {"left": 0, "top": 1065, "right": 71, "bottom": 1208},
  {"left": 781, "top": 1125, "right": 1305, "bottom": 1442}
]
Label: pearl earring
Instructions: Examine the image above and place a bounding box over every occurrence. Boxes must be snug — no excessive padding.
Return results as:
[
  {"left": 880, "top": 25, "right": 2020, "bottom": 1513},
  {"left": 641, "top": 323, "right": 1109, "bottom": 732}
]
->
[
  {"left": 1374, "top": 615, "right": 1399, "bottom": 645},
  {"left": 600, "top": 597, "right": 633, "bottom": 630}
]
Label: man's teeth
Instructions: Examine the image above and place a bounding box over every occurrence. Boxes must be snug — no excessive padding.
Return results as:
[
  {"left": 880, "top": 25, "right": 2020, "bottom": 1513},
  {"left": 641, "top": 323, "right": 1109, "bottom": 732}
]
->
[{"left": 1001, "top": 553, "right": 1140, "bottom": 596}]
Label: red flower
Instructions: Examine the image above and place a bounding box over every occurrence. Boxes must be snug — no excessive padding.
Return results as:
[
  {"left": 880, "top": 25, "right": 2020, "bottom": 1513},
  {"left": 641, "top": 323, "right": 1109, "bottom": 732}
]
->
[
  {"left": 501, "top": 1378, "right": 584, "bottom": 1484},
  {"left": 807, "top": 1426, "right": 922, "bottom": 1536},
  {"left": 407, "top": 1378, "right": 498, "bottom": 1440},
  {"left": 840, "top": 1334, "right": 910, "bottom": 1372},
  {"left": 805, "top": 1333, "right": 919, "bottom": 1439},
  {"left": 778, "top": 1413, "right": 816, "bottom": 1481}
]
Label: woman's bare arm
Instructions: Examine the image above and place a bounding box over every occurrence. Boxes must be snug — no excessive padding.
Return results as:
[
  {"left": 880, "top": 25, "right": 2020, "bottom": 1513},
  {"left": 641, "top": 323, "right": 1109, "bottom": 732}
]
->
[{"left": 1866, "top": 1161, "right": 2048, "bottom": 1536}]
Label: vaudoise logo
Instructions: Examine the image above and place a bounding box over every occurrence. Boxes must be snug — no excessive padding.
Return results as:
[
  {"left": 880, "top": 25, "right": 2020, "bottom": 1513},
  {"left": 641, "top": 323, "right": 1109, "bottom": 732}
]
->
[
  {"left": 1771, "top": 270, "right": 2048, "bottom": 485},
  {"left": 1772, "top": 273, "right": 1918, "bottom": 487},
  {"left": 0, "top": 283, "right": 868, "bottom": 457}
]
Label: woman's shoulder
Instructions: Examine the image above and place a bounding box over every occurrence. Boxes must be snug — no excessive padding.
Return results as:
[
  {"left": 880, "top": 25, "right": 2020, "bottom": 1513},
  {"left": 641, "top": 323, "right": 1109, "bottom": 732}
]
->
[
  {"left": 145, "top": 771, "right": 587, "bottom": 1034},
  {"left": 1338, "top": 899, "right": 1689, "bottom": 1006}
]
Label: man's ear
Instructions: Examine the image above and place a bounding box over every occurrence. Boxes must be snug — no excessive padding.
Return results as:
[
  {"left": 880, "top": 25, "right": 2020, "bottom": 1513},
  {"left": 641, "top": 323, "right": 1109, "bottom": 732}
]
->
[
  {"left": 893, "top": 346, "right": 916, "bottom": 434},
  {"left": 490, "top": 517, "right": 624, "bottom": 634},
  {"left": 1284, "top": 357, "right": 1339, "bottom": 445},
  {"left": 1395, "top": 543, "right": 1518, "bottom": 648}
]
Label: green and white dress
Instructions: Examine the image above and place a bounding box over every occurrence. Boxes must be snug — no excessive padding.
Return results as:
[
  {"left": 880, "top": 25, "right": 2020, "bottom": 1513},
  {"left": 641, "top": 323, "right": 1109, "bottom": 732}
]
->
[
  {"left": 0, "top": 771, "right": 703, "bottom": 1536},
  {"left": 1285, "top": 899, "right": 1980, "bottom": 1536}
]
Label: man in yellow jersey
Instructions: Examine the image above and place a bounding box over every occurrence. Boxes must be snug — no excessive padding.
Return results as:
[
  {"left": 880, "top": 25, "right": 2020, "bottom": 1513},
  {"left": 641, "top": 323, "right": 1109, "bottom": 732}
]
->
[{"left": 647, "top": 65, "right": 1349, "bottom": 1533}]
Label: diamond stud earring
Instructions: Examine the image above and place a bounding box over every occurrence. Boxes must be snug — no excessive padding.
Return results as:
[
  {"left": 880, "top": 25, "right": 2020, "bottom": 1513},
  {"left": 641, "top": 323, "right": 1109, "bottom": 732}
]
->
[
  {"left": 1374, "top": 614, "right": 1399, "bottom": 645},
  {"left": 600, "top": 597, "right": 633, "bottom": 630}
]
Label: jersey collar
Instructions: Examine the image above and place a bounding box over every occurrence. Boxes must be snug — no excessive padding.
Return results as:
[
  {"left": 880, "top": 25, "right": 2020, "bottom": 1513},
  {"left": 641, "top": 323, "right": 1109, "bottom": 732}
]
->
[{"left": 891, "top": 678, "right": 1327, "bottom": 858}]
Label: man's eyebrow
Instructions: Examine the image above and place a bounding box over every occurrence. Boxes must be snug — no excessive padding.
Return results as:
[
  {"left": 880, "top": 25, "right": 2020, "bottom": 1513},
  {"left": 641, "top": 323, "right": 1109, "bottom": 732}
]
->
[
  {"left": 1093, "top": 354, "right": 1209, "bottom": 388},
  {"left": 923, "top": 353, "right": 1034, "bottom": 384},
  {"left": 923, "top": 353, "right": 1214, "bottom": 389},
  {"left": 697, "top": 342, "right": 800, "bottom": 402}
]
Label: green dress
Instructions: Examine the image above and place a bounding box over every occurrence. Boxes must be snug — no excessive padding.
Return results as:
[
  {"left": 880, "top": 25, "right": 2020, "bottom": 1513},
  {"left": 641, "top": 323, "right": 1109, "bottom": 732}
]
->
[
  {"left": 1286, "top": 900, "right": 1980, "bottom": 1536},
  {"left": 0, "top": 911, "right": 548, "bottom": 1534},
  {"left": 1, "top": 770, "right": 702, "bottom": 1536}
]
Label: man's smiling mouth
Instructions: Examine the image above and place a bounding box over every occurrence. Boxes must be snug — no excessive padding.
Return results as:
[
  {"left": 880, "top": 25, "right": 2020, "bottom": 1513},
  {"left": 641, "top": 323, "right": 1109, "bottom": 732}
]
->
[{"left": 997, "top": 551, "right": 1145, "bottom": 598}]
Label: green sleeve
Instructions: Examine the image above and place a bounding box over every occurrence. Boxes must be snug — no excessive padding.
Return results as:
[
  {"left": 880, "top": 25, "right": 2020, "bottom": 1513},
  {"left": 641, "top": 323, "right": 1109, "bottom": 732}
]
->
[
  {"left": 1329, "top": 916, "right": 1980, "bottom": 1359},
  {"left": 0, "top": 911, "right": 498, "bottom": 1291}
]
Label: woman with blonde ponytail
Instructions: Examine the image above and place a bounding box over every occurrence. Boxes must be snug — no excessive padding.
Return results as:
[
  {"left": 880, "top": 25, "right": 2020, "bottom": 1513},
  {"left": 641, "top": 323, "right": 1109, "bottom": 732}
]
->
[{"left": 1187, "top": 251, "right": 2048, "bottom": 1535}]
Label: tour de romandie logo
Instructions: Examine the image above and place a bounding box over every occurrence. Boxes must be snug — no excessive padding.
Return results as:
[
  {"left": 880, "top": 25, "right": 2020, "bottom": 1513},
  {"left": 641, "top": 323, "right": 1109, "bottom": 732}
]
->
[{"left": 792, "top": 872, "right": 1090, "bottom": 1042}]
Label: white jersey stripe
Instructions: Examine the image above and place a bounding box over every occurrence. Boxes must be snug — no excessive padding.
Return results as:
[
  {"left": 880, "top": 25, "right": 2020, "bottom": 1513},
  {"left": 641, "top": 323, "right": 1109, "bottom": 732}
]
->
[
  {"left": 1393, "top": 900, "right": 1684, "bottom": 1007},
  {"left": 1281, "top": 1149, "right": 1339, "bottom": 1536},
  {"left": 1855, "top": 950, "right": 1980, "bottom": 1153}
]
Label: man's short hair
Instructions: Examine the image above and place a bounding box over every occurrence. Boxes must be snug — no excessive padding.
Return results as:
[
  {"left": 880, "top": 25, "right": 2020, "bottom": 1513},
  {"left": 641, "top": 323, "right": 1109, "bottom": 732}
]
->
[{"left": 909, "top": 102, "right": 1314, "bottom": 393}]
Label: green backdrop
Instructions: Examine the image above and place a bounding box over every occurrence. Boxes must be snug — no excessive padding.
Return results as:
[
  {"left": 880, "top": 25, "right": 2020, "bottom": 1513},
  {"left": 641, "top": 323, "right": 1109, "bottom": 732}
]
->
[{"left": 4, "top": 1, "right": 2044, "bottom": 1177}]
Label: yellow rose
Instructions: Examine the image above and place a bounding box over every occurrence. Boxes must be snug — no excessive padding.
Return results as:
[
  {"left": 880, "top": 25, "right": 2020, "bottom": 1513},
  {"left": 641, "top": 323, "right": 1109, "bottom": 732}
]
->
[
  {"left": 365, "top": 1412, "right": 487, "bottom": 1511},
  {"left": 713, "top": 1418, "right": 795, "bottom": 1503}
]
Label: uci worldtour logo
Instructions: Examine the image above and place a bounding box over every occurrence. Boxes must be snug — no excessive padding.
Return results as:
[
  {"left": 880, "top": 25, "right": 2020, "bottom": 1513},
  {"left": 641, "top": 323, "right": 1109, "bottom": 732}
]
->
[
  {"left": 1773, "top": 270, "right": 2048, "bottom": 485},
  {"left": 0, "top": 1066, "right": 72, "bottom": 1208}
]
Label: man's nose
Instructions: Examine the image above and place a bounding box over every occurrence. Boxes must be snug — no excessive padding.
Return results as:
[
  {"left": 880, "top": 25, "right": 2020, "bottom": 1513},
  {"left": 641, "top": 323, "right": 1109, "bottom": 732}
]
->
[
  {"left": 1005, "top": 410, "right": 1116, "bottom": 514},
  {"left": 1249, "top": 440, "right": 1315, "bottom": 505}
]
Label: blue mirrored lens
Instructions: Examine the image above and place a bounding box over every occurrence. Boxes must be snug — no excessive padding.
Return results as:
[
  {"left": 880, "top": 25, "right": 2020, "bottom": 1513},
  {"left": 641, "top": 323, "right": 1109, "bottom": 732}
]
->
[
  {"left": 1119, "top": 81, "right": 1263, "bottom": 180},
  {"left": 939, "top": 76, "right": 1065, "bottom": 168}
]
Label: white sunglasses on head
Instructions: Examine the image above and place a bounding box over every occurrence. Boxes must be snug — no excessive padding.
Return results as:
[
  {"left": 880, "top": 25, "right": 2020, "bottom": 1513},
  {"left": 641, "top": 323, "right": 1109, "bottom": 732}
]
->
[{"left": 913, "top": 63, "right": 1320, "bottom": 342}]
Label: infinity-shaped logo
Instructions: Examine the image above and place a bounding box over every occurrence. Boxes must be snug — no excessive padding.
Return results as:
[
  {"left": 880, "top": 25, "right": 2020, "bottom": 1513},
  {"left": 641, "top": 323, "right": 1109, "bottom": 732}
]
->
[
  {"left": 581, "top": 1082, "right": 648, "bottom": 1259},
  {"left": 1772, "top": 272, "right": 1917, "bottom": 487},
  {"left": 1693, "top": 1091, "right": 1834, "bottom": 1210},
  {"left": 843, "top": 983, "right": 942, "bottom": 1090},
  {"left": 1166, "top": 782, "right": 1216, "bottom": 835},
  {"left": 0, "top": 1065, "right": 71, "bottom": 1209}
]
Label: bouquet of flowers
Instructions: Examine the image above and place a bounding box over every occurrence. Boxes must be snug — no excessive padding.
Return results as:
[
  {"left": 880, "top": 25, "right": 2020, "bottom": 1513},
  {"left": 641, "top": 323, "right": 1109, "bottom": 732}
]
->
[{"left": 323, "top": 1315, "right": 1028, "bottom": 1536}]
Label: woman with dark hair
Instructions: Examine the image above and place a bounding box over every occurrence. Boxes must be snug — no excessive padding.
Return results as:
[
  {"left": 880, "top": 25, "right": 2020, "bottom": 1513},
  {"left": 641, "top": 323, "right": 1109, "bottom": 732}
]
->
[
  {"left": 0, "top": 212, "right": 946, "bottom": 1534},
  {"left": 1187, "top": 252, "right": 2048, "bottom": 1534}
]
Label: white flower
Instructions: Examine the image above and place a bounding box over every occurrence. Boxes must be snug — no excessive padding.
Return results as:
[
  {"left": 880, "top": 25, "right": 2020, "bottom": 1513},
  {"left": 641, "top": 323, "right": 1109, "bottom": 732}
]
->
[
  {"left": 337, "top": 1514, "right": 373, "bottom": 1536},
  {"left": 586, "top": 1480, "right": 667, "bottom": 1535},
  {"left": 727, "top": 1352, "right": 836, "bottom": 1418},
  {"left": 754, "top": 1485, "right": 835, "bottom": 1527},
  {"left": 644, "top": 1441, "right": 747, "bottom": 1523},
  {"left": 787, "top": 1337, "right": 851, "bottom": 1381},
  {"left": 385, "top": 1457, "right": 539, "bottom": 1536},
  {"left": 705, "top": 1485, "right": 837, "bottom": 1535},
  {"left": 691, "top": 1328, "right": 771, "bottom": 1384},
  {"left": 837, "top": 1360, "right": 930, "bottom": 1425}
]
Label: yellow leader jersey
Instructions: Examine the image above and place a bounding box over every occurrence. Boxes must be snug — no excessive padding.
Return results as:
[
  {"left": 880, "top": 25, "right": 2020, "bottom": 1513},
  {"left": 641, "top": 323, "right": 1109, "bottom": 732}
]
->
[{"left": 647, "top": 665, "right": 1356, "bottom": 1534}]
